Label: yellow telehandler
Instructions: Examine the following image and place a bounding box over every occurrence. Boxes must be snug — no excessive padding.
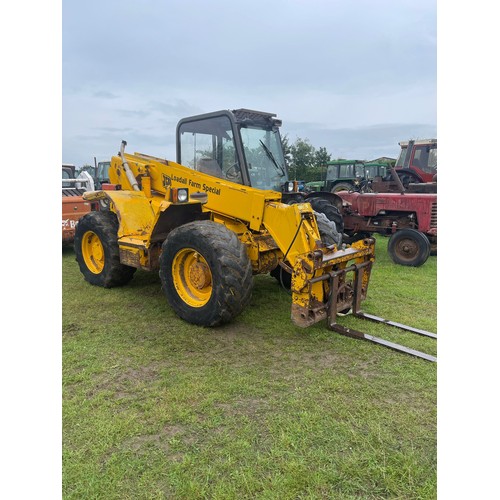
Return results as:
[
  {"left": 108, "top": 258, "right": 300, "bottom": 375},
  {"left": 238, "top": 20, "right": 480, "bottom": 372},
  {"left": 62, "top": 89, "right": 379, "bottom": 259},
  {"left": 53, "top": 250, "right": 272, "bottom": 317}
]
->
[{"left": 74, "top": 109, "right": 436, "bottom": 361}]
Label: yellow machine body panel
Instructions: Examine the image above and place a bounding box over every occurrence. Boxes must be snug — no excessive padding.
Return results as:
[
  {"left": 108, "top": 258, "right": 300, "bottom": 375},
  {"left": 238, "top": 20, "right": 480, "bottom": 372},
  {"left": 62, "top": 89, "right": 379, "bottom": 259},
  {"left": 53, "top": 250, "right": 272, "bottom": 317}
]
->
[
  {"left": 109, "top": 153, "right": 282, "bottom": 233},
  {"left": 83, "top": 188, "right": 208, "bottom": 270}
]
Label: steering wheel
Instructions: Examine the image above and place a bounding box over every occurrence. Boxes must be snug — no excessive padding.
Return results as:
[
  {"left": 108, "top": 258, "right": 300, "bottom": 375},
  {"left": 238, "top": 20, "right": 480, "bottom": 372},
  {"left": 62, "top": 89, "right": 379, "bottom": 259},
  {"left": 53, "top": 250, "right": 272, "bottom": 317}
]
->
[{"left": 225, "top": 163, "right": 241, "bottom": 180}]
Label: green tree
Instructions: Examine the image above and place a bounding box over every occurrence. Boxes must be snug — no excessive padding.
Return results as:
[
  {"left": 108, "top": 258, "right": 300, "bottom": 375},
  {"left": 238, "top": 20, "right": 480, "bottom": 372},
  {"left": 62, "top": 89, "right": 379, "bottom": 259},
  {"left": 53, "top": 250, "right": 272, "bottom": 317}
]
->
[
  {"left": 315, "top": 146, "right": 331, "bottom": 169},
  {"left": 313, "top": 146, "right": 331, "bottom": 183},
  {"left": 287, "top": 138, "right": 332, "bottom": 182},
  {"left": 290, "top": 138, "right": 316, "bottom": 180}
]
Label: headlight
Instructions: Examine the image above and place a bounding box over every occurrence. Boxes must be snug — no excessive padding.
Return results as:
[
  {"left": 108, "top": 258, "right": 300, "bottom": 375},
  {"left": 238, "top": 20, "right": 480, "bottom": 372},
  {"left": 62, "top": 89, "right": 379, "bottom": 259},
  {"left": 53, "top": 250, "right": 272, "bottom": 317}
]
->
[
  {"left": 285, "top": 181, "right": 294, "bottom": 192},
  {"left": 177, "top": 188, "right": 189, "bottom": 203},
  {"left": 170, "top": 187, "right": 189, "bottom": 203}
]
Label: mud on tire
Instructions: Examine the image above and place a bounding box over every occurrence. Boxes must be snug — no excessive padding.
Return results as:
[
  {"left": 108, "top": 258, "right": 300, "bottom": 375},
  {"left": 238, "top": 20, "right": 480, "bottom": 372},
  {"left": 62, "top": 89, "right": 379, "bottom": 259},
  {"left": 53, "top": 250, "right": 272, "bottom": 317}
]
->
[
  {"left": 74, "top": 210, "right": 136, "bottom": 287},
  {"left": 160, "top": 220, "right": 253, "bottom": 327}
]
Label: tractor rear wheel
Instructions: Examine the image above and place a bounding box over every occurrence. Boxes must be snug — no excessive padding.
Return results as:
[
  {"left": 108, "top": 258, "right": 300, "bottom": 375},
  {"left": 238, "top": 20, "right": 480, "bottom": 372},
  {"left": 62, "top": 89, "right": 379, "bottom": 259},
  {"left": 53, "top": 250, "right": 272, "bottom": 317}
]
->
[
  {"left": 308, "top": 197, "right": 344, "bottom": 246},
  {"left": 388, "top": 229, "right": 430, "bottom": 267},
  {"left": 160, "top": 221, "right": 253, "bottom": 326},
  {"left": 74, "top": 211, "right": 136, "bottom": 287},
  {"left": 331, "top": 182, "right": 353, "bottom": 193}
]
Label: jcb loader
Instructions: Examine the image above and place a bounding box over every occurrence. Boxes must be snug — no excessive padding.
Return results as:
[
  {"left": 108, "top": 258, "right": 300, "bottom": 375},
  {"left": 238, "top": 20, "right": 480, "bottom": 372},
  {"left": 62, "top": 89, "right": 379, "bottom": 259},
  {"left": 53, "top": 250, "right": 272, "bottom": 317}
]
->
[{"left": 75, "top": 108, "right": 436, "bottom": 361}]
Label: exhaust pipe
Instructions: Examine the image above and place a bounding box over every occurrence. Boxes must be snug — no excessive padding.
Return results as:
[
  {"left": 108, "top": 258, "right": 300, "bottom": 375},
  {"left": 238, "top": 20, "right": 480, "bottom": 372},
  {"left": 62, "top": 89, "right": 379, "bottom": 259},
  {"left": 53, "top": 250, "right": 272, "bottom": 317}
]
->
[{"left": 119, "top": 140, "right": 140, "bottom": 191}]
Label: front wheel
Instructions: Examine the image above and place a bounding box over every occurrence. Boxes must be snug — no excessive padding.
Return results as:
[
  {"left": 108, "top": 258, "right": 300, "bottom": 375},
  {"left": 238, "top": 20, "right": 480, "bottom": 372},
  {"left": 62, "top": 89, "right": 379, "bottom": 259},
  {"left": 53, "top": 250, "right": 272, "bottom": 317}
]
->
[
  {"left": 387, "top": 229, "right": 430, "bottom": 267},
  {"left": 74, "top": 211, "right": 136, "bottom": 287},
  {"left": 160, "top": 221, "right": 253, "bottom": 326}
]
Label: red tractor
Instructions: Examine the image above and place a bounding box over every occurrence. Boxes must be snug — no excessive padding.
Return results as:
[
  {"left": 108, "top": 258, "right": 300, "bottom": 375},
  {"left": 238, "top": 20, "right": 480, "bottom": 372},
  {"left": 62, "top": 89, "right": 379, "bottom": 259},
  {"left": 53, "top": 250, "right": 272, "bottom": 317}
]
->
[{"left": 339, "top": 178, "right": 437, "bottom": 267}]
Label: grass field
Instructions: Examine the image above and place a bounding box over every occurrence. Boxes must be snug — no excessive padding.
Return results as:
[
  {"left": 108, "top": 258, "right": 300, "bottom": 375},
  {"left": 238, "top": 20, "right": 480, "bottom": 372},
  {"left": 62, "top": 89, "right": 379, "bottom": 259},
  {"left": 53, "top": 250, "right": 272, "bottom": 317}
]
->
[{"left": 63, "top": 235, "right": 437, "bottom": 499}]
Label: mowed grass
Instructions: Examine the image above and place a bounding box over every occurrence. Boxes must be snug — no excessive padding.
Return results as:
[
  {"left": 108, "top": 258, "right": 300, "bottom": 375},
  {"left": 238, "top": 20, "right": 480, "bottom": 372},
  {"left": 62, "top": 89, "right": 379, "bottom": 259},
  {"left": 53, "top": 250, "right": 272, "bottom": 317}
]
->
[{"left": 63, "top": 235, "right": 437, "bottom": 499}]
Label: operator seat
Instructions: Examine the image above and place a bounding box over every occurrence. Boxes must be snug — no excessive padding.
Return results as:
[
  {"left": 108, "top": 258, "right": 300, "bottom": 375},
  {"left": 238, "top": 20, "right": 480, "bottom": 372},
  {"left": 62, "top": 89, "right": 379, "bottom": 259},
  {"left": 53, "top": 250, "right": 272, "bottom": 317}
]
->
[{"left": 198, "top": 158, "right": 224, "bottom": 178}]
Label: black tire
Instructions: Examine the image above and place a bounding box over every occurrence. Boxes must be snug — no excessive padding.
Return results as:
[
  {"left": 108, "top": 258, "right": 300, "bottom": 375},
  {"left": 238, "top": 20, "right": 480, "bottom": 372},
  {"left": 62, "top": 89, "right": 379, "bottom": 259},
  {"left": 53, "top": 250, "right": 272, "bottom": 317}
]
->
[
  {"left": 74, "top": 211, "right": 136, "bottom": 287},
  {"left": 387, "top": 229, "right": 430, "bottom": 267},
  {"left": 308, "top": 197, "right": 344, "bottom": 246},
  {"left": 160, "top": 221, "right": 253, "bottom": 326},
  {"left": 331, "top": 182, "right": 354, "bottom": 193}
]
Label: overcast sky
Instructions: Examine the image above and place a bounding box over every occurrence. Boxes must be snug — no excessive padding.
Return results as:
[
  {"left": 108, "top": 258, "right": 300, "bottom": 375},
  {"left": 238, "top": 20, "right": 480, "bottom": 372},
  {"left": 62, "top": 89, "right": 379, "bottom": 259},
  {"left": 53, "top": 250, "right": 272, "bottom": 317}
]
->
[{"left": 63, "top": 0, "right": 436, "bottom": 167}]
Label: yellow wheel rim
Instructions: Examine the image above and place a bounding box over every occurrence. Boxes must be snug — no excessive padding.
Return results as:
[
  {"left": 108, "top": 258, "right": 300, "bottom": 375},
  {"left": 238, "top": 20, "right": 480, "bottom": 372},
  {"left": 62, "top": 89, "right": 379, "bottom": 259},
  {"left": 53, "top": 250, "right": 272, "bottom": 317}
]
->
[
  {"left": 172, "top": 248, "right": 213, "bottom": 307},
  {"left": 81, "top": 230, "right": 105, "bottom": 274}
]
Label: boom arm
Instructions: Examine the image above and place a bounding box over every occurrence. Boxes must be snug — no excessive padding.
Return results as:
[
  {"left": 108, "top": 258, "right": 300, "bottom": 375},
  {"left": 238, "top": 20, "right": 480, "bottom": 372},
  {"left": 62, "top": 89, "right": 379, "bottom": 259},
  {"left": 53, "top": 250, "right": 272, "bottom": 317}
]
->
[{"left": 109, "top": 151, "right": 282, "bottom": 232}]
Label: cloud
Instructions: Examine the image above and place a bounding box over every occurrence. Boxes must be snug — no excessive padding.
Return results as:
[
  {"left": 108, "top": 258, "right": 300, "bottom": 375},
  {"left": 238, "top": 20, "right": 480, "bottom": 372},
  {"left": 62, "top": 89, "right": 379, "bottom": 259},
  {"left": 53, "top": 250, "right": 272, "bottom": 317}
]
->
[
  {"left": 93, "top": 90, "right": 118, "bottom": 99},
  {"left": 283, "top": 122, "right": 437, "bottom": 160},
  {"left": 62, "top": 1, "right": 436, "bottom": 167},
  {"left": 117, "top": 109, "right": 151, "bottom": 119}
]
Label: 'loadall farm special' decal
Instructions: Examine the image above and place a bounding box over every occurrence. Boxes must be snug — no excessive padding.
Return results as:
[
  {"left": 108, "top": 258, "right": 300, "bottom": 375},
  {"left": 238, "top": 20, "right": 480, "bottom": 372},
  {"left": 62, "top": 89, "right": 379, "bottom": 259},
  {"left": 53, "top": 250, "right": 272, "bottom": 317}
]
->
[{"left": 162, "top": 173, "right": 221, "bottom": 196}]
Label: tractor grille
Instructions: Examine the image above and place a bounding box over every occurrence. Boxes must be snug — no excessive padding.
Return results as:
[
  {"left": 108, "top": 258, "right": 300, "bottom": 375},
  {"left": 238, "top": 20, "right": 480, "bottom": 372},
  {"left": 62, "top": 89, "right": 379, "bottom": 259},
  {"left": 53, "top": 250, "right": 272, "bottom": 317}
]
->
[{"left": 430, "top": 202, "right": 437, "bottom": 228}]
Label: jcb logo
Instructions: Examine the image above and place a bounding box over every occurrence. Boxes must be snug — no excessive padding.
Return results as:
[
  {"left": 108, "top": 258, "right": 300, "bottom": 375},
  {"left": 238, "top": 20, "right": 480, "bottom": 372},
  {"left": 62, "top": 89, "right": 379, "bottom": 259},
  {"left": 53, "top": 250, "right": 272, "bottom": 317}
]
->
[{"left": 162, "top": 174, "right": 171, "bottom": 188}]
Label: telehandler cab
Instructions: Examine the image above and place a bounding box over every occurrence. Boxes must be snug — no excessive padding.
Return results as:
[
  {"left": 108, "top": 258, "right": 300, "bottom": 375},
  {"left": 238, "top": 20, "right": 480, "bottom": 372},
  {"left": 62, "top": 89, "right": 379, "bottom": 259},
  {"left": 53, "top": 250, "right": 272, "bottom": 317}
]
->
[{"left": 75, "top": 108, "right": 436, "bottom": 361}]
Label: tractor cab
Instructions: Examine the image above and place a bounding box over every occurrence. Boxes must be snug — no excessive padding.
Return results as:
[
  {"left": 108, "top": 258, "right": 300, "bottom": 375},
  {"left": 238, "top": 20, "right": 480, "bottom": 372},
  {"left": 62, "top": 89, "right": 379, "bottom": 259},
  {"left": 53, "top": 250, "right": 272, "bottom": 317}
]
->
[
  {"left": 323, "top": 160, "right": 366, "bottom": 192},
  {"left": 363, "top": 162, "right": 389, "bottom": 179},
  {"left": 95, "top": 161, "right": 111, "bottom": 189},
  {"left": 396, "top": 139, "right": 437, "bottom": 183},
  {"left": 176, "top": 109, "right": 290, "bottom": 193}
]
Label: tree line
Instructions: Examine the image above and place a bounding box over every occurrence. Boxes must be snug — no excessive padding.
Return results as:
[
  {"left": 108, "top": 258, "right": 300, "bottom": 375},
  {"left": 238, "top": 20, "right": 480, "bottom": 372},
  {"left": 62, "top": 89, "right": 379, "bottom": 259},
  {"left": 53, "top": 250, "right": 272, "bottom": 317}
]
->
[{"left": 281, "top": 135, "right": 332, "bottom": 182}]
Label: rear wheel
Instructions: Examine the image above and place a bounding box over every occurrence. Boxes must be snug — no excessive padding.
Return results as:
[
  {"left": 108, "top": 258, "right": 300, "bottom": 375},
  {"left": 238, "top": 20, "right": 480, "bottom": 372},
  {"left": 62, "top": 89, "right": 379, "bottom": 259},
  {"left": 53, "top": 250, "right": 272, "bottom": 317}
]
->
[
  {"left": 331, "top": 182, "right": 353, "bottom": 193},
  {"left": 74, "top": 211, "right": 136, "bottom": 287},
  {"left": 160, "top": 221, "right": 253, "bottom": 326},
  {"left": 388, "top": 229, "right": 430, "bottom": 267}
]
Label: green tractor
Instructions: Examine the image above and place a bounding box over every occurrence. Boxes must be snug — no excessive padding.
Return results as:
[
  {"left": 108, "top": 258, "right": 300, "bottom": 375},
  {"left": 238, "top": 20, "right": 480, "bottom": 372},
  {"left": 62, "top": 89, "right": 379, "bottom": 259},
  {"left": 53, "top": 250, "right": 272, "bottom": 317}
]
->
[{"left": 306, "top": 160, "right": 389, "bottom": 193}]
